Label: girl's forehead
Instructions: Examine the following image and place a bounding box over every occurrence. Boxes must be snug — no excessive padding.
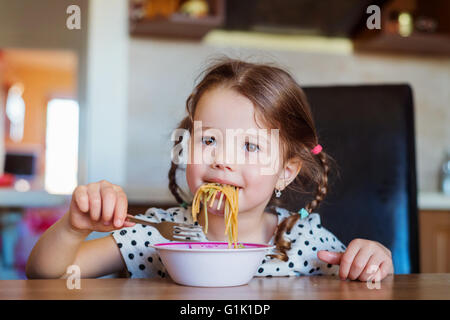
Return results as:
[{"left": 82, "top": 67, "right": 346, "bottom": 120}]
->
[{"left": 194, "top": 87, "right": 265, "bottom": 130}]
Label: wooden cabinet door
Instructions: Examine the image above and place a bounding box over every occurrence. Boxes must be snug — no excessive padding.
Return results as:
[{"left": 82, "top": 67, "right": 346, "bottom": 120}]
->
[{"left": 420, "top": 210, "right": 450, "bottom": 273}]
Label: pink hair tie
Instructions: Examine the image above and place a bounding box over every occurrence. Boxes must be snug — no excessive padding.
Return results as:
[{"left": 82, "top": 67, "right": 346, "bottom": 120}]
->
[{"left": 311, "top": 144, "right": 322, "bottom": 155}]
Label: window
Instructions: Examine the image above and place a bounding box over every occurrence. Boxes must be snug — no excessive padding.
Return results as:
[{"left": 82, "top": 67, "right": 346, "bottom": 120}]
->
[{"left": 45, "top": 99, "right": 79, "bottom": 194}]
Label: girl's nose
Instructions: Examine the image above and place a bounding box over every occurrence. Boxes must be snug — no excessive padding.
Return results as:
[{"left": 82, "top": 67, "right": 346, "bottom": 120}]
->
[
  {"left": 212, "top": 162, "right": 234, "bottom": 171},
  {"left": 211, "top": 149, "right": 235, "bottom": 171}
]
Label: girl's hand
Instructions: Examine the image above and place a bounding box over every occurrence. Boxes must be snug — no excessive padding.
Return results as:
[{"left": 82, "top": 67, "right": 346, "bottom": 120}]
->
[
  {"left": 317, "top": 238, "right": 394, "bottom": 282},
  {"left": 68, "top": 180, "right": 136, "bottom": 234}
]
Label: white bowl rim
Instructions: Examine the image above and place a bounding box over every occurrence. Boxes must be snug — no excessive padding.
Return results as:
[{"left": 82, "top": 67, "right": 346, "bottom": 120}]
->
[{"left": 150, "top": 241, "right": 275, "bottom": 253}]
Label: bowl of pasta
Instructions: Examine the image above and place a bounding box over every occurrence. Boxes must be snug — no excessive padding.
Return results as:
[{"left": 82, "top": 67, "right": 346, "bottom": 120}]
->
[
  {"left": 152, "top": 241, "right": 275, "bottom": 287},
  {"left": 152, "top": 182, "right": 274, "bottom": 287}
]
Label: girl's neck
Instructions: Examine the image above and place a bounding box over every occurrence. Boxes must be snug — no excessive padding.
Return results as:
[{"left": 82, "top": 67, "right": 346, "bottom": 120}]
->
[{"left": 196, "top": 201, "right": 278, "bottom": 244}]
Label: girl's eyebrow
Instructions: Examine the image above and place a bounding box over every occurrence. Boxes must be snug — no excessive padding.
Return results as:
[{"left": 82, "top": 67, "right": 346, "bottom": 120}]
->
[{"left": 201, "top": 126, "right": 271, "bottom": 143}]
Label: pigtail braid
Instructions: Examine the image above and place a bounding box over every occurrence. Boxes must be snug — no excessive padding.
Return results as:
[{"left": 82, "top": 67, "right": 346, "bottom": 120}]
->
[
  {"left": 168, "top": 162, "right": 185, "bottom": 204},
  {"left": 305, "top": 151, "right": 330, "bottom": 213},
  {"left": 168, "top": 116, "right": 192, "bottom": 205},
  {"left": 268, "top": 148, "right": 331, "bottom": 262}
]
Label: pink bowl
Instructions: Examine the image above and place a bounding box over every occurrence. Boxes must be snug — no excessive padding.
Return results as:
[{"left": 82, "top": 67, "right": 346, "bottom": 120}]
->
[{"left": 151, "top": 242, "right": 275, "bottom": 287}]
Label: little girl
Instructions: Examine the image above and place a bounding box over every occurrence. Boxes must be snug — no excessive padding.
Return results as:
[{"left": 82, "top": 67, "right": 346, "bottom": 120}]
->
[{"left": 26, "top": 58, "right": 393, "bottom": 282}]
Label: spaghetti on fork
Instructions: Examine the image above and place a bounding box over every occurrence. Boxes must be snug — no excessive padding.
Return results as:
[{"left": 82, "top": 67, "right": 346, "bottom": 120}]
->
[{"left": 192, "top": 183, "right": 240, "bottom": 248}]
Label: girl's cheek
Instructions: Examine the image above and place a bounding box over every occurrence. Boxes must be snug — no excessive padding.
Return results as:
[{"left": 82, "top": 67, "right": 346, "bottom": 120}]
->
[
  {"left": 186, "top": 164, "right": 203, "bottom": 193},
  {"left": 242, "top": 167, "right": 278, "bottom": 200}
]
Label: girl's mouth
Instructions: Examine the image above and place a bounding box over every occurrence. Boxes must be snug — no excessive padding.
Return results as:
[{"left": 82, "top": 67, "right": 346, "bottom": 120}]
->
[
  {"left": 200, "top": 189, "right": 241, "bottom": 217},
  {"left": 202, "top": 191, "right": 225, "bottom": 216}
]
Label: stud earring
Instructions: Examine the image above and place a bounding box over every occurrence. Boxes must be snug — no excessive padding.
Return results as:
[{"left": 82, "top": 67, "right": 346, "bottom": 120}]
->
[{"left": 275, "top": 188, "right": 282, "bottom": 198}]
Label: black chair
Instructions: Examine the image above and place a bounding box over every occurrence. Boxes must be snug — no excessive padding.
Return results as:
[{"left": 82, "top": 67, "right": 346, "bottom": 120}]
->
[{"left": 282, "top": 84, "right": 419, "bottom": 274}]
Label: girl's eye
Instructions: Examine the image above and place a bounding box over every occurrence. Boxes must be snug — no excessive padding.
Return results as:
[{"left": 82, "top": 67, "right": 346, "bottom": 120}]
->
[
  {"left": 202, "top": 136, "right": 216, "bottom": 146},
  {"left": 244, "top": 141, "right": 260, "bottom": 152}
]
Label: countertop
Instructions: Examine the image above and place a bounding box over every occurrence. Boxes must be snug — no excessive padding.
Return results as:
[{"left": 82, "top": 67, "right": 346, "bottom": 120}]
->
[{"left": 418, "top": 192, "right": 450, "bottom": 211}]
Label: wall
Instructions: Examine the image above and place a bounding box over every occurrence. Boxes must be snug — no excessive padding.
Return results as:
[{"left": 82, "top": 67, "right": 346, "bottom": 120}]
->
[
  {"left": 2, "top": 51, "right": 76, "bottom": 179},
  {"left": 125, "top": 38, "right": 450, "bottom": 204}
]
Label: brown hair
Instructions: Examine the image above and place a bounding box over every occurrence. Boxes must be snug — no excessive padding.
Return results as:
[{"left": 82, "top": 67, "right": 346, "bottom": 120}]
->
[{"left": 168, "top": 58, "right": 332, "bottom": 261}]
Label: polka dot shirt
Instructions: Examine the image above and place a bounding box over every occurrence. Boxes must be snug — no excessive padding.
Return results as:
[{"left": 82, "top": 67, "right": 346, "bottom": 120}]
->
[{"left": 111, "top": 206, "right": 346, "bottom": 279}]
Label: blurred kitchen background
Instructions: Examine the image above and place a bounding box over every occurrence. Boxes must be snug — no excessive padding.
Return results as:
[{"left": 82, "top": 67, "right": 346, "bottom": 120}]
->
[{"left": 0, "top": 0, "right": 449, "bottom": 279}]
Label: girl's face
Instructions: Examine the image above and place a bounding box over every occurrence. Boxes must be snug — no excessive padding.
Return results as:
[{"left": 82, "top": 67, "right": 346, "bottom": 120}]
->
[{"left": 186, "top": 86, "right": 283, "bottom": 216}]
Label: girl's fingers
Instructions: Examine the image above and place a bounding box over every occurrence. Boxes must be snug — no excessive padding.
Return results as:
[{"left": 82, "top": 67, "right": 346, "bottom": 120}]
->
[
  {"left": 87, "top": 183, "right": 102, "bottom": 221},
  {"left": 100, "top": 186, "right": 116, "bottom": 225},
  {"left": 339, "top": 240, "right": 362, "bottom": 280},
  {"left": 358, "top": 254, "right": 384, "bottom": 282},
  {"left": 123, "top": 221, "right": 136, "bottom": 228},
  {"left": 317, "top": 250, "right": 343, "bottom": 265},
  {"left": 113, "top": 191, "right": 128, "bottom": 228},
  {"left": 348, "top": 247, "right": 373, "bottom": 280},
  {"left": 74, "top": 185, "right": 89, "bottom": 213},
  {"left": 378, "top": 260, "right": 393, "bottom": 280}
]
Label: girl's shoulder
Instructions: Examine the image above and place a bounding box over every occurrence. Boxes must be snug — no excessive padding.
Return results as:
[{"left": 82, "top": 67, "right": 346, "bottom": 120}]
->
[{"left": 133, "top": 206, "right": 195, "bottom": 224}]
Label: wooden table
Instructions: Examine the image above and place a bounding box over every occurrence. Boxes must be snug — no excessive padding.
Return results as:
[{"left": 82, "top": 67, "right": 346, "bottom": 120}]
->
[{"left": 0, "top": 274, "right": 449, "bottom": 300}]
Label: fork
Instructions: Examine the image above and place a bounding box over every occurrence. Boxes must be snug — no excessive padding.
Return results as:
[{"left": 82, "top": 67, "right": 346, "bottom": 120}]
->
[{"left": 125, "top": 214, "right": 204, "bottom": 242}]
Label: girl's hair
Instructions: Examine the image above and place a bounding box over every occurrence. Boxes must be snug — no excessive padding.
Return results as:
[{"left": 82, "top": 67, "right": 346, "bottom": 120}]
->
[{"left": 168, "top": 58, "right": 333, "bottom": 261}]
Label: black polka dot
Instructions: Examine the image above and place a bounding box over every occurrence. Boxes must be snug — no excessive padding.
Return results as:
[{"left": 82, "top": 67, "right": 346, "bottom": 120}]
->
[
  {"left": 292, "top": 239, "right": 296, "bottom": 243},
  {"left": 327, "top": 264, "right": 332, "bottom": 268},
  {"left": 161, "top": 218, "right": 166, "bottom": 222},
  {"left": 129, "top": 271, "right": 132, "bottom": 277},
  {"left": 308, "top": 218, "right": 312, "bottom": 222},
  {"left": 312, "top": 247, "right": 317, "bottom": 251},
  {"left": 298, "top": 232, "right": 302, "bottom": 236},
  {"left": 288, "top": 262, "right": 294, "bottom": 268},
  {"left": 304, "top": 241, "right": 309, "bottom": 246},
  {"left": 276, "top": 268, "right": 280, "bottom": 272},
  {"left": 184, "top": 217, "right": 187, "bottom": 221},
  {"left": 139, "top": 253, "right": 143, "bottom": 256},
  {"left": 258, "top": 268, "right": 264, "bottom": 273},
  {"left": 131, "top": 240, "right": 137, "bottom": 246},
  {"left": 139, "top": 264, "right": 145, "bottom": 270},
  {"left": 297, "top": 249, "right": 302, "bottom": 256},
  {"left": 266, "top": 275, "right": 272, "bottom": 278},
  {"left": 316, "top": 267, "right": 320, "bottom": 271},
  {"left": 261, "top": 260, "right": 266, "bottom": 264},
  {"left": 333, "top": 237, "right": 336, "bottom": 242},
  {"left": 141, "top": 224, "right": 147, "bottom": 228},
  {"left": 320, "top": 238, "right": 324, "bottom": 243},
  {"left": 309, "top": 268, "right": 315, "bottom": 273},
  {"left": 304, "top": 261, "right": 308, "bottom": 267},
  {"left": 132, "top": 230, "right": 136, "bottom": 233},
  {"left": 326, "top": 237, "right": 329, "bottom": 241},
  {"left": 331, "top": 246, "right": 335, "bottom": 250},
  {"left": 128, "top": 253, "right": 134, "bottom": 260},
  {"left": 147, "top": 231, "right": 152, "bottom": 236},
  {"left": 286, "top": 230, "right": 291, "bottom": 235},
  {"left": 148, "top": 257, "right": 153, "bottom": 263},
  {"left": 145, "top": 241, "right": 150, "bottom": 247},
  {"left": 120, "top": 230, "right": 127, "bottom": 236},
  {"left": 298, "top": 224, "right": 304, "bottom": 228},
  {"left": 317, "top": 224, "right": 322, "bottom": 229},
  {"left": 341, "top": 245, "right": 346, "bottom": 250},
  {"left": 309, "top": 230, "right": 313, "bottom": 235},
  {"left": 117, "top": 243, "right": 122, "bottom": 249}
]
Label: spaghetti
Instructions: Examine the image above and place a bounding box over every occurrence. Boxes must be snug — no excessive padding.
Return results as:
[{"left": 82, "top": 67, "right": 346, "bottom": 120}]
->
[{"left": 192, "top": 183, "right": 240, "bottom": 248}]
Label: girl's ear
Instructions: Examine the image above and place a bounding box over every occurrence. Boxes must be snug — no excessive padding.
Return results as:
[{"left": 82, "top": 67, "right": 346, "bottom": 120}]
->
[{"left": 276, "top": 158, "right": 302, "bottom": 190}]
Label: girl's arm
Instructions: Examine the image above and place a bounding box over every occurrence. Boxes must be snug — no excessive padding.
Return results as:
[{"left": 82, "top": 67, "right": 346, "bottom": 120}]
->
[
  {"left": 26, "top": 180, "right": 136, "bottom": 279},
  {"left": 26, "top": 212, "right": 125, "bottom": 279}
]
